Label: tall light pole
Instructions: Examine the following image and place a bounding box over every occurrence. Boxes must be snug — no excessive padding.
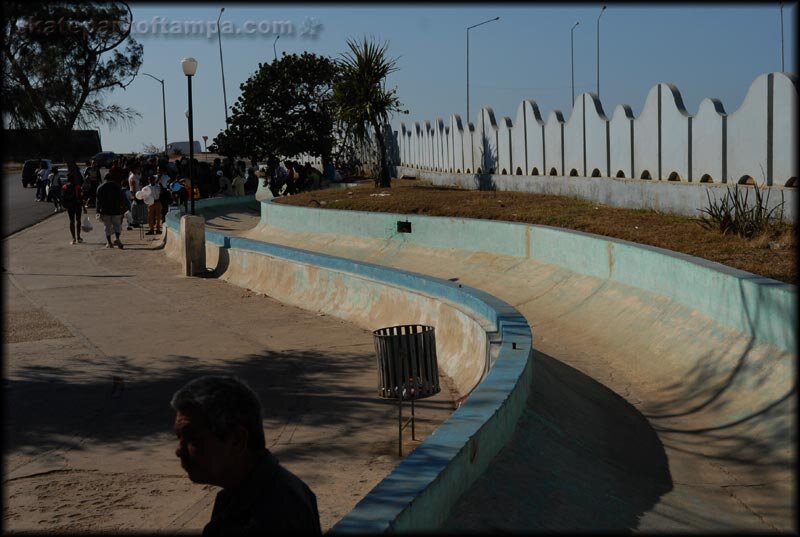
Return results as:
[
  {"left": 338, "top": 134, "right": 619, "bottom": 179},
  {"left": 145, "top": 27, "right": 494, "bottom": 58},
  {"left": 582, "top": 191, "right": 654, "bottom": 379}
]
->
[
  {"left": 596, "top": 5, "right": 606, "bottom": 97},
  {"left": 571, "top": 22, "right": 580, "bottom": 105},
  {"left": 181, "top": 57, "right": 198, "bottom": 215},
  {"left": 273, "top": 35, "right": 280, "bottom": 62},
  {"left": 466, "top": 16, "right": 500, "bottom": 126},
  {"left": 217, "top": 8, "right": 228, "bottom": 124},
  {"left": 780, "top": 1, "right": 785, "bottom": 72},
  {"left": 142, "top": 72, "right": 167, "bottom": 156}
]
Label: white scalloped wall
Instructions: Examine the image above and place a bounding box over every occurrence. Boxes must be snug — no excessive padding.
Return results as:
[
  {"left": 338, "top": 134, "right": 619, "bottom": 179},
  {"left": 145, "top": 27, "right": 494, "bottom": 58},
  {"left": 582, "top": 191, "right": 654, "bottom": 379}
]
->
[{"left": 395, "top": 72, "right": 798, "bottom": 186}]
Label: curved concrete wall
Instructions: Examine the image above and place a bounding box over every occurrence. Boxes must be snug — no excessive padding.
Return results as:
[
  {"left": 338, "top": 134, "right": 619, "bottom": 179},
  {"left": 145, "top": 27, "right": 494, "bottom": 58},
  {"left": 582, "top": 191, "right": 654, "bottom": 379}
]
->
[
  {"left": 163, "top": 201, "right": 535, "bottom": 532},
  {"left": 258, "top": 200, "right": 796, "bottom": 355},
  {"left": 395, "top": 72, "right": 799, "bottom": 186}
]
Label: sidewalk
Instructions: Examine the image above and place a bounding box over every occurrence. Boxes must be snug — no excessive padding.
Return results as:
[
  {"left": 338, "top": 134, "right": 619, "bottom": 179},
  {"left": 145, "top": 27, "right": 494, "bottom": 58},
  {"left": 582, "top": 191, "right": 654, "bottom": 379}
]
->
[{"left": 3, "top": 208, "right": 457, "bottom": 532}]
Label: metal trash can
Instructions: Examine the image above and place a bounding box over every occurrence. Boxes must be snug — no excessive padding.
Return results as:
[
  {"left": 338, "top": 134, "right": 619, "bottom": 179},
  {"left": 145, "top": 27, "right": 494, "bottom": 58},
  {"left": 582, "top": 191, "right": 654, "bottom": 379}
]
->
[{"left": 373, "top": 324, "right": 440, "bottom": 456}]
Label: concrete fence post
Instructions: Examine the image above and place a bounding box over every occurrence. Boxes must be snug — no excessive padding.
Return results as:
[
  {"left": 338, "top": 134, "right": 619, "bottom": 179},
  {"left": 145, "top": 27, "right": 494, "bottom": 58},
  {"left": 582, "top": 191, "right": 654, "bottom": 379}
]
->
[{"left": 180, "top": 214, "right": 206, "bottom": 277}]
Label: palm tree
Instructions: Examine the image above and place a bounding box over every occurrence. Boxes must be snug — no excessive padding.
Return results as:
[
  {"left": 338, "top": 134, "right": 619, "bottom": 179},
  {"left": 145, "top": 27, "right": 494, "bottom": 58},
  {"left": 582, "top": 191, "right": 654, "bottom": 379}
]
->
[{"left": 333, "top": 37, "right": 405, "bottom": 187}]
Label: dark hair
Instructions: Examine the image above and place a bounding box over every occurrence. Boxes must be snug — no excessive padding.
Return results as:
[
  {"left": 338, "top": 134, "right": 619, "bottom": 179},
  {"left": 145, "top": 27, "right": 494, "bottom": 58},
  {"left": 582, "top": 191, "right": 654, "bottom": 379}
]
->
[{"left": 170, "top": 376, "right": 265, "bottom": 451}]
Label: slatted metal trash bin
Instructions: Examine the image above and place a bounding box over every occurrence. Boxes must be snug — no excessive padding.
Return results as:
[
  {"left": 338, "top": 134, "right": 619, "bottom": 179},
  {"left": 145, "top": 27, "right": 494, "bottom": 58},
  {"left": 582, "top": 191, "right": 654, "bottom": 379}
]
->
[{"left": 373, "top": 324, "right": 440, "bottom": 456}]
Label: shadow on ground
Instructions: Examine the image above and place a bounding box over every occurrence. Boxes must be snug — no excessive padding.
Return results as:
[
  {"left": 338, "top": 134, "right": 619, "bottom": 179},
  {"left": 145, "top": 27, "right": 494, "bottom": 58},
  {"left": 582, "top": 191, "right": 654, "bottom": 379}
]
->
[
  {"left": 443, "top": 350, "right": 673, "bottom": 531},
  {"left": 5, "top": 347, "right": 452, "bottom": 466}
]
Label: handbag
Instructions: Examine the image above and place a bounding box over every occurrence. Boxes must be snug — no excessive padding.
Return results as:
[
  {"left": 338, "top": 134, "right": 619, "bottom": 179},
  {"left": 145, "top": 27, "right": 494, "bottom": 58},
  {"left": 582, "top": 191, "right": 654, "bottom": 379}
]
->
[{"left": 82, "top": 215, "right": 93, "bottom": 232}]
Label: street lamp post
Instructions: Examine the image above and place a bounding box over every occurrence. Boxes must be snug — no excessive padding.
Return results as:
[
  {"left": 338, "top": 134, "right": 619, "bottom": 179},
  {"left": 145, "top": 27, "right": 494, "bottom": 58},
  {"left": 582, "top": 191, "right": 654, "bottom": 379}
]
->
[
  {"left": 466, "top": 16, "right": 500, "bottom": 126},
  {"left": 142, "top": 72, "right": 168, "bottom": 157},
  {"left": 181, "top": 57, "right": 198, "bottom": 215},
  {"left": 780, "top": 1, "right": 785, "bottom": 72},
  {"left": 596, "top": 5, "right": 606, "bottom": 97},
  {"left": 571, "top": 22, "right": 580, "bottom": 105},
  {"left": 273, "top": 35, "right": 280, "bottom": 62},
  {"left": 217, "top": 8, "right": 229, "bottom": 124}
]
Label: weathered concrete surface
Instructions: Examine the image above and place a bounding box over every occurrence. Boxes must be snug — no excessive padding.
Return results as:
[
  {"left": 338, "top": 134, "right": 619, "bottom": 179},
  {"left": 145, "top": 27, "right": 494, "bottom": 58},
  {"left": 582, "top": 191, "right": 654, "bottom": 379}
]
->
[
  {"left": 2, "top": 211, "right": 458, "bottom": 532},
  {"left": 180, "top": 214, "right": 206, "bottom": 276},
  {"left": 210, "top": 205, "right": 795, "bottom": 532}
]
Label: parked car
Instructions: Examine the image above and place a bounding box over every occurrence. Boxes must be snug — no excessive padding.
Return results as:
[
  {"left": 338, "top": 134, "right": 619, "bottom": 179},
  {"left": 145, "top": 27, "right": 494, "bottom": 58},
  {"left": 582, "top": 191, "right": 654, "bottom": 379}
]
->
[
  {"left": 21, "top": 159, "right": 52, "bottom": 188},
  {"left": 92, "top": 151, "right": 117, "bottom": 168}
]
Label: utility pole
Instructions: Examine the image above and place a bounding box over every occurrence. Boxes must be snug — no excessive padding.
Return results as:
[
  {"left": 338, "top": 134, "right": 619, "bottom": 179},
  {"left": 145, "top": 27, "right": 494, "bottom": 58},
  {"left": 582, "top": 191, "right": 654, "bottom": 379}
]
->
[
  {"left": 571, "top": 22, "right": 580, "bottom": 105},
  {"left": 466, "top": 17, "right": 500, "bottom": 126},
  {"left": 217, "top": 8, "right": 229, "bottom": 124},
  {"left": 597, "top": 5, "right": 606, "bottom": 97}
]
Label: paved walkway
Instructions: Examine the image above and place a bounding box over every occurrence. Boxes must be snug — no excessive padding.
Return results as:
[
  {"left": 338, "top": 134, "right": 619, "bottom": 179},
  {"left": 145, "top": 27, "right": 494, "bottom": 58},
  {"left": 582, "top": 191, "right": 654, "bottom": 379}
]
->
[{"left": 3, "top": 209, "right": 456, "bottom": 532}]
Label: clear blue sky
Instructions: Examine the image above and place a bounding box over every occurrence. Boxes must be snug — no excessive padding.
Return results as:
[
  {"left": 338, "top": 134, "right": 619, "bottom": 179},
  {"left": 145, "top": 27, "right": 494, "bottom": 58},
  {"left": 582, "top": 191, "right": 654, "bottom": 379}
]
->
[{"left": 99, "top": 2, "right": 797, "bottom": 153}]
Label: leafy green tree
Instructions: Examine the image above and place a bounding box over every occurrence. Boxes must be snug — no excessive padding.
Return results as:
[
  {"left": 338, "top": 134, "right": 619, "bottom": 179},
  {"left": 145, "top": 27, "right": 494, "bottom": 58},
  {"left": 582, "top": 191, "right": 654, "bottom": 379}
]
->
[
  {"left": 333, "top": 37, "right": 405, "bottom": 187},
  {"left": 2, "top": 2, "right": 142, "bottom": 174},
  {"left": 213, "top": 52, "right": 338, "bottom": 164}
]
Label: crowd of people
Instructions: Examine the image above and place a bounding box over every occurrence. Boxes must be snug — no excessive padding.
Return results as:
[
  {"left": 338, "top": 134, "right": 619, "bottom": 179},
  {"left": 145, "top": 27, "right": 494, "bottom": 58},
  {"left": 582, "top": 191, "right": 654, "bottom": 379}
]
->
[
  {"left": 260, "top": 157, "right": 334, "bottom": 198},
  {"left": 38, "top": 152, "right": 345, "bottom": 248},
  {"left": 41, "top": 154, "right": 263, "bottom": 248}
]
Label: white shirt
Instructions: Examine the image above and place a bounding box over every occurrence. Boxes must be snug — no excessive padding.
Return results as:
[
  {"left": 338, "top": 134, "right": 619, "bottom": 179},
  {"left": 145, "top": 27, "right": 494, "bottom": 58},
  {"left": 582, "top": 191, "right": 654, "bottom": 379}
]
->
[
  {"left": 128, "top": 172, "right": 140, "bottom": 193},
  {"left": 159, "top": 174, "right": 170, "bottom": 189},
  {"left": 148, "top": 182, "right": 162, "bottom": 199},
  {"left": 231, "top": 175, "right": 245, "bottom": 196}
]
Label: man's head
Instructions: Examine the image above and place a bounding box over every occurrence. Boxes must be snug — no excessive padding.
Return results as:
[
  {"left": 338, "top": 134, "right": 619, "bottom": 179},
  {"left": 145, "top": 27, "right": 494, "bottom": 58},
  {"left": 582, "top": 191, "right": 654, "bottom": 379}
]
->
[{"left": 171, "top": 376, "right": 265, "bottom": 486}]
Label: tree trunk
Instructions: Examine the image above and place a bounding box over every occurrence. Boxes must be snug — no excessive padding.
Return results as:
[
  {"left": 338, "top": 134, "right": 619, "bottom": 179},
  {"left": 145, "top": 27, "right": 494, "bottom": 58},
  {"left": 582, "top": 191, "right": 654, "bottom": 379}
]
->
[{"left": 370, "top": 119, "right": 390, "bottom": 188}]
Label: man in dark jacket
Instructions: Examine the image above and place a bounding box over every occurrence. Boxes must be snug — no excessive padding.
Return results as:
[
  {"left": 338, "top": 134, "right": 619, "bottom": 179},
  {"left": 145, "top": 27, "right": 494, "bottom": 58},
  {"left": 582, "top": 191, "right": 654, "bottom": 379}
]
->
[
  {"left": 96, "top": 173, "right": 126, "bottom": 249},
  {"left": 171, "top": 376, "right": 321, "bottom": 535}
]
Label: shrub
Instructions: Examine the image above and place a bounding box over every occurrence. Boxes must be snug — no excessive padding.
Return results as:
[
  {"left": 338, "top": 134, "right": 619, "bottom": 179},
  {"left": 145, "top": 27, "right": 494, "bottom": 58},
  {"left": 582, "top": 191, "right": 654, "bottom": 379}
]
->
[{"left": 699, "top": 182, "right": 785, "bottom": 238}]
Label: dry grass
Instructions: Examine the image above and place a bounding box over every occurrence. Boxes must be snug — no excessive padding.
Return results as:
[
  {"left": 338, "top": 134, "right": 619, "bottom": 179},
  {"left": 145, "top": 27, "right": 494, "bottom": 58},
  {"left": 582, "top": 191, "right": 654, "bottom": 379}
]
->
[{"left": 275, "top": 178, "right": 797, "bottom": 284}]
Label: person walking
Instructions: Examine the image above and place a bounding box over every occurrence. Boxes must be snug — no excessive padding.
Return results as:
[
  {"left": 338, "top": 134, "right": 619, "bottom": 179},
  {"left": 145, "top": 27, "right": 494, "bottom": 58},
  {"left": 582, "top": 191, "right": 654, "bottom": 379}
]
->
[
  {"left": 96, "top": 172, "right": 126, "bottom": 249},
  {"left": 145, "top": 174, "right": 163, "bottom": 235},
  {"left": 61, "top": 171, "right": 86, "bottom": 245},
  {"left": 35, "top": 160, "right": 49, "bottom": 201},
  {"left": 171, "top": 376, "right": 321, "bottom": 535},
  {"left": 83, "top": 162, "right": 101, "bottom": 208},
  {"left": 48, "top": 166, "right": 64, "bottom": 213}
]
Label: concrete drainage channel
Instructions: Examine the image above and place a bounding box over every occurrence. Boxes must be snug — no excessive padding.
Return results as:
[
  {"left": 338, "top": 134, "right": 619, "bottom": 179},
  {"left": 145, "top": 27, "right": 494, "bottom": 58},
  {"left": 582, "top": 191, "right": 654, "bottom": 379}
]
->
[
  {"left": 163, "top": 194, "right": 796, "bottom": 531},
  {"left": 163, "top": 197, "right": 535, "bottom": 532}
]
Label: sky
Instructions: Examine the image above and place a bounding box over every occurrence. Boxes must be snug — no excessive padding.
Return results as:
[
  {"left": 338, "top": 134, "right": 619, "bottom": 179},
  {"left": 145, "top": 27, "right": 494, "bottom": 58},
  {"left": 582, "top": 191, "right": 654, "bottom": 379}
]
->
[{"left": 97, "top": 2, "right": 798, "bottom": 153}]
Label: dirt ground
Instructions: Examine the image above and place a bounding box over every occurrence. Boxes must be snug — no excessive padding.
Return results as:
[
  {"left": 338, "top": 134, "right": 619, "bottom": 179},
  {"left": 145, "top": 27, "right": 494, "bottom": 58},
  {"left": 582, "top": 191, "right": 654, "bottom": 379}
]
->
[
  {"left": 3, "top": 211, "right": 458, "bottom": 533},
  {"left": 276, "top": 178, "right": 797, "bottom": 284}
]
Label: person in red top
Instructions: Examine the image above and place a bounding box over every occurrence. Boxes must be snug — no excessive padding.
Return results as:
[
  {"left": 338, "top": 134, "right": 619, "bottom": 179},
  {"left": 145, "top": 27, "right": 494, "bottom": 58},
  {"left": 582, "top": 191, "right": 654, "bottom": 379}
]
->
[{"left": 61, "top": 171, "right": 87, "bottom": 244}]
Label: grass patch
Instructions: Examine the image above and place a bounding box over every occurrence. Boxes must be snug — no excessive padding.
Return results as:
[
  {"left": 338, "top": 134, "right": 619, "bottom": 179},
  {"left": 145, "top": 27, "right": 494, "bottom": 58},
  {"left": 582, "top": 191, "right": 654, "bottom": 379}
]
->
[{"left": 274, "top": 179, "right": 797, "bottom": 284}]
